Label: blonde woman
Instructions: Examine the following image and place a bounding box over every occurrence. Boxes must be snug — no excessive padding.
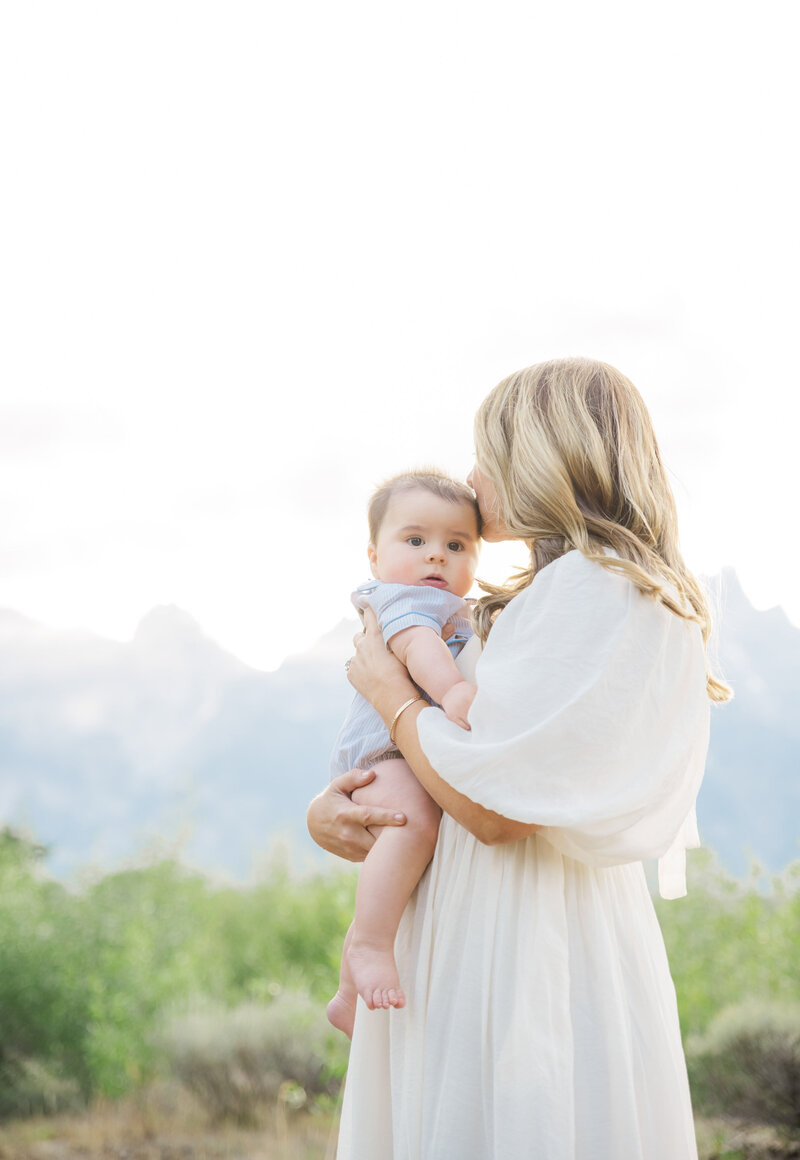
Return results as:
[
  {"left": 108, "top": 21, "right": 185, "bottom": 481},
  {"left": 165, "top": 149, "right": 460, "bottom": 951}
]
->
[{"left": 307, "top": 358, "right": 730, "bottom": 1160}]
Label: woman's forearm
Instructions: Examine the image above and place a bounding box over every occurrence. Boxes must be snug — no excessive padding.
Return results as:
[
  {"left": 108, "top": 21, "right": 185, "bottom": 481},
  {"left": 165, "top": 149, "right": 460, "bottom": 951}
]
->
[
  {"left": 347, "top": 607, "right": 539, "bottom": 845},
  {"left": 385, "top": 698, "right": 539, "bottom": 845}
]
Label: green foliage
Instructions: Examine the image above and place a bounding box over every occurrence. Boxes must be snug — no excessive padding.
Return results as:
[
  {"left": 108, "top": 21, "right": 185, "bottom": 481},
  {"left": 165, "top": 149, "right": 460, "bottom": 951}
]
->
[
  {"left": 201, "top": 862, "right": 356, "bottom": 1005},
  {"left": 0, "top": 1056, "right": 82, "bottom": 1120},
  {"left": 2, "top": 824, "right": 798, "bottom": 1131},
  {"left": 687, "top": 1000, "right": 800, "bottom": 1134},
  {"left": 655, "top": 850, "right": 800, "bottom": 1039},
  {"left": 0, "top": 830, "right": 92, "bottom": 1108},
  {"left": 158, "top": 993, "right": 348, "bottom": 1124},
  {"left": 0, "top": 826, "right": 355, "bottom": 1117},
  {"left": 78, "top": 860, "right": 221, "bottom": 1096}
]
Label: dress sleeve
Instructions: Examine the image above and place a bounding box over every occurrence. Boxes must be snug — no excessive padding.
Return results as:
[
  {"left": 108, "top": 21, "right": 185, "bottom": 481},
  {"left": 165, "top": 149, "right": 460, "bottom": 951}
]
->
[{"left": 416, "top": 551, "right": 710, "bottom": 897}]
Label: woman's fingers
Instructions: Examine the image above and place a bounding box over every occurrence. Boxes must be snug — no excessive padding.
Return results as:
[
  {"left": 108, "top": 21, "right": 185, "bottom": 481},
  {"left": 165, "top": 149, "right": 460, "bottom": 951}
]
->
[
  {"left": 333, "top": 766, "right": 377, "bottom": 794},
  {"left": 351, "top": 605, "right": 377, "bottom": 648},
  {"left": 352, "top": 607, "right": 377, "bottom": 647},
  {"left": 306, "top": 768, "right": 407, "bottom": 862},
  {"left": 358, "top": 805, "right": 407, "bottom": 828},
  {"left": 335, "top": 768, "right": 407, "bottom": 827},
  {"left": 347, "top": 608, "right": 413, "bottom": 714},
  {"left": 307, "top": 788, "right": 369, "bottom": 861}
]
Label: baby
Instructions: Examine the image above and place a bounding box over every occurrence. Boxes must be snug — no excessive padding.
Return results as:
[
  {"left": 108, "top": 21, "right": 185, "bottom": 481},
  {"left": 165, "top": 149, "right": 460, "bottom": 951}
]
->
[{"left": 327, "top": 469, "right": 481, "bottom": 1038}]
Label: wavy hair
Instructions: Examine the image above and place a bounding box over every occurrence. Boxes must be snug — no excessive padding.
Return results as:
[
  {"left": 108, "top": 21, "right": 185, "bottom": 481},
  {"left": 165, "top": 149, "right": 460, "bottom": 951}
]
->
[{"left": 472, "top": 357, "right": 731, "bottom": 703}]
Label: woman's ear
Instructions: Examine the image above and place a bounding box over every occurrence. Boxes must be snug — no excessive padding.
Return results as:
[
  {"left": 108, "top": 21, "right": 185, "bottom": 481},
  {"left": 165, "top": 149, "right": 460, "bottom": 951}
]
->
[{"left": 367, "top": 543, "right": 380, "bottom": 579}]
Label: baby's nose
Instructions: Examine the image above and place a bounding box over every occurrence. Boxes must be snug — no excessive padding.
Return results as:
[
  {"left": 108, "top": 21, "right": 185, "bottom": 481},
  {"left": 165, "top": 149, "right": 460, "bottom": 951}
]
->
[{"left": 426, "top": 544, "right": 446, "bottom": 560}]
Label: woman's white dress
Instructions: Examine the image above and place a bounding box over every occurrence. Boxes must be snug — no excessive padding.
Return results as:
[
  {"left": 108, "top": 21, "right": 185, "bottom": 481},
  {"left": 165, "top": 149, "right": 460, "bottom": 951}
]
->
[{"left": 337, "top": 551, "right": 710, "bottom": 1160}]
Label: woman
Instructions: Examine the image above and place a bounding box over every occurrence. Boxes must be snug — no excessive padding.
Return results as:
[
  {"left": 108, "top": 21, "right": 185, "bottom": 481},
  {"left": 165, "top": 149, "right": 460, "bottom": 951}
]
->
[{"left": 308, "top": 358, "right": 730, "bottom": 1160}]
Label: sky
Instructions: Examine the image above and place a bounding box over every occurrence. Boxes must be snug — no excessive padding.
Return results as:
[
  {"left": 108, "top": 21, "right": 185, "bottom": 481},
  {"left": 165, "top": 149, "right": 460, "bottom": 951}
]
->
[{"left": 1, "top": 1, "right": 798, "bottom": 672}]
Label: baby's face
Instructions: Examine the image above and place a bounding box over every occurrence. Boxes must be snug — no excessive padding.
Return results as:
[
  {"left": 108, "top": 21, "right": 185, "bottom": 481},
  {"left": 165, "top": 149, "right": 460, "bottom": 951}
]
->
[{"left": 368, "top": 487, "right": 480, "bottom": 598}]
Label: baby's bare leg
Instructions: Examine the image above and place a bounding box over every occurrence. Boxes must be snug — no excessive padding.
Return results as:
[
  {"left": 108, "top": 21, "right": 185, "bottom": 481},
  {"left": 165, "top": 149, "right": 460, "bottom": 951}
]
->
[
  {"left": 350, "top": 759, "right": 441, "bottom": 1010},
  {"left": 327, "top": 758, "right": 441, "bottom": 1032},
  {"left": 327, "top": 922, "right": 357, "bottom": 1037}
]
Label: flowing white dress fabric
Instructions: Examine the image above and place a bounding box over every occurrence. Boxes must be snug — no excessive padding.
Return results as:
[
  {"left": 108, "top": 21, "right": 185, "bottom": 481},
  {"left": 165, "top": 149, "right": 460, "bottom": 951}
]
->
[{"left": 337, "top": 551, "right": 710, "bottom": 1160}]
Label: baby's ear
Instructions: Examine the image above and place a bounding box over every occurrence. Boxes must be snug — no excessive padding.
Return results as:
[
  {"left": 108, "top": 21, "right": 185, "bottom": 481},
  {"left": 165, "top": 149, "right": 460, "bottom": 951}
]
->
[{"left": 367, "top": 543, "right": 379, "bottom": 578}]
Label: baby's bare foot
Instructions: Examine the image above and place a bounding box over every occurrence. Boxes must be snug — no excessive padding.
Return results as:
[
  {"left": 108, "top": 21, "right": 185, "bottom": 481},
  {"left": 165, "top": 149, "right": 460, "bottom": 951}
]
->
[
  {"left": 347, "top": 940, "right": 406, "bottom": 1012},
  {"left": 326, "top": 990, "right": 356, "bottom": 1039}
]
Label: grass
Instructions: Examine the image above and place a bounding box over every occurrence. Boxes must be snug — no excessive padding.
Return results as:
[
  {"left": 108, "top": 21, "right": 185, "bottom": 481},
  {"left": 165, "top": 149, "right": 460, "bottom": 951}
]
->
[
  {"left": 0, "top": 1084, "right": 340, "bottom": 1160},
  {"left": 695, "top": 1116, "right": 800, "bottom": 1159},
  {"left": 1, "top": 1094, "right": 798, "bottom": 1160}
]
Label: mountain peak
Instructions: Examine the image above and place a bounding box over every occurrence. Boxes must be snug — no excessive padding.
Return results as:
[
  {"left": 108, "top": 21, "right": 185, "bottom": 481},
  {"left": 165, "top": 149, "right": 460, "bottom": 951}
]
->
[
  {"left": 0, "top": 607, "right": 45, "bottom": 636},
  {"left": 133, "top": 605, "right": 206, "bottom": 646},
  {"left": 710, "top": 568, "right": 796, "bottom": 637},
  {"left": 131, "top": 605, "right": 247, "bottom": 678},
  {"left": 277, "top": 618, "right": 357, "bottom": 681}
]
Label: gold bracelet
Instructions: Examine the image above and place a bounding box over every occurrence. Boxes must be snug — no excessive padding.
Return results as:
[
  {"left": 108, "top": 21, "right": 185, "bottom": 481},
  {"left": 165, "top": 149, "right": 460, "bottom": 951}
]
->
[{"left": 389, "top": 696, "right": 423, "bottom": 745}]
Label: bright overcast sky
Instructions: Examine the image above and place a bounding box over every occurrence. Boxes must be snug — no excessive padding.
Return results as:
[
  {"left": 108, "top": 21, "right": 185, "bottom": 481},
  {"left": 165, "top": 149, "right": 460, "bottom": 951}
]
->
[{"left": 1, "top": 1, "right": 798, "bottom": 671}]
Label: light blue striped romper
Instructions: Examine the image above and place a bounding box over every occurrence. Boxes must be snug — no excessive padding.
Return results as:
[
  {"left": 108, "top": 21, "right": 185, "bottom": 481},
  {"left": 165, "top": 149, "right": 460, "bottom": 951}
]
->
[{"left": 329, "top": 580, "right": 474, "bottom": 780}]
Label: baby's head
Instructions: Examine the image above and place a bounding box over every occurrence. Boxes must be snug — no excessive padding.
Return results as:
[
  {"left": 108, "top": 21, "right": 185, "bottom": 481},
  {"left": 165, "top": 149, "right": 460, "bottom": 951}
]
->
[{"left": 367, "top": 469, "right": 481, "bottom": 599}]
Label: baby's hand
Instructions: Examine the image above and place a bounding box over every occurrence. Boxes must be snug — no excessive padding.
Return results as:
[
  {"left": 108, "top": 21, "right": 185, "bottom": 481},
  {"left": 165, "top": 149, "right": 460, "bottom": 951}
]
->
[{"left": 441, "top": 681, "right": 476, "bottom": 730}]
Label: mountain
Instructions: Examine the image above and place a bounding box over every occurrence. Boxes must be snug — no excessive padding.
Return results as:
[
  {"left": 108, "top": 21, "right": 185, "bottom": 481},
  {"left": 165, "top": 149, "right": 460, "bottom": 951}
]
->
[
  {"left": 699, "top": 570, "right": 800, "bottom": 872},
  {"left": 0, "top": 572, "right": 797, "bottom": 880},
  {"left": 0, "top": 606, "right": 354, "bottom": 878}
]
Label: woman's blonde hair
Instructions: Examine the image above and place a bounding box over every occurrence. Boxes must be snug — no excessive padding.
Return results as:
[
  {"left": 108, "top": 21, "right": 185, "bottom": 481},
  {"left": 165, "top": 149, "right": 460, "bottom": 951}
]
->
[{"left": 473, "top": 357, "right": 731, "bottom": 703}]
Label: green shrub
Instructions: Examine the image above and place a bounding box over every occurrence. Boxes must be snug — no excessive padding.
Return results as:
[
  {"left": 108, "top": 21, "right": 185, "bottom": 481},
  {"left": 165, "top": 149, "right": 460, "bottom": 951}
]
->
[
  {"left": 3, "top": 820, "right": 789, "bottom": 1127},
  {"left": 0, "top": 1053, "right": 82, "bottom": 1119},
  {"left": 158, "top": 993, "right": 347, "bottom": 1124},
  {"left": 204, "top": 865, "right": 356, "bottom": 1003},
  {"left": 656, "top": 852, "right": 800, "bottom": 1038},
  {"left": 0, "top": 830, "right": 93, "bottom": 1102},
  {"left": 687, "top": 1000, "right": 800, "bottom": 1134},
  {"left": 0, "top": 828, "right": 356, "bottom": 1115},
  {"left": 78, "top": 860, "right": 222, "bottom": 1096}
]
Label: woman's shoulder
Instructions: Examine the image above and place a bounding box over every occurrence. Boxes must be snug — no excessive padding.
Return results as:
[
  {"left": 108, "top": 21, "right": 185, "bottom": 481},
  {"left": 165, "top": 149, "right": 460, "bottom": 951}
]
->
[
  {"left": 512, "top": 549, "right": 622, "bottom": 610},
  {"left": 484, "top": 551, "right": 619, "bottom": 655},
  {"left": 482, "top": 549, "right": 703, "bottom": 694},
  {"left": 504, "top": 549, "right": 701, "bottom": 654},
  {"left": 496, "top": 548, "right": 684, "bottom": 645},
  {"left": 520, "top": 546, "right": 682, "bottom": 605},
  {"left": 536, "top": 546, "right": 627, "bottom": 581}
]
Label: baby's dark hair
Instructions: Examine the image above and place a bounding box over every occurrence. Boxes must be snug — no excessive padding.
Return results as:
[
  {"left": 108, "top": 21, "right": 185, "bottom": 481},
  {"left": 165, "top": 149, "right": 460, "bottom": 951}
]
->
[{"left": 367, "top": 468, "right": 481, "bottom": 543}]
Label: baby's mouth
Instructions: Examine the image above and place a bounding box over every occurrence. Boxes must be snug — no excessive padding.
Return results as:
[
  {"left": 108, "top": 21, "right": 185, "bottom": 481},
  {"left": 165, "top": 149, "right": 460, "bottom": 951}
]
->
[{"left": 421, "top": 575, "right": 448, "bottom": 589}]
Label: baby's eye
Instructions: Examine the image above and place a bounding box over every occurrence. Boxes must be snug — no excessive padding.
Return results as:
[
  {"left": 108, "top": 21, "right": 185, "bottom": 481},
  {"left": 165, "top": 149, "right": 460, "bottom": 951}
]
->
[
  {"left": 448, "top": 541, "right": 463, "bottom": 552},
  {"left": 407, "top": 536, "right": 424, "bottom": 547}
]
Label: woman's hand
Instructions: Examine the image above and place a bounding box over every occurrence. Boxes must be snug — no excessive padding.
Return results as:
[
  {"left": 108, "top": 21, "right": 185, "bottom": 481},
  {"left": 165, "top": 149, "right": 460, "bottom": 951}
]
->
[
  {"left": 342, "top": 610, "right": 539, "bottom": 848},
  {"left": 347, "top": 606, "right": 417, "bottom": 724},
  {"left": 306, "top": 766, "right": 407, "bottom": 862}
]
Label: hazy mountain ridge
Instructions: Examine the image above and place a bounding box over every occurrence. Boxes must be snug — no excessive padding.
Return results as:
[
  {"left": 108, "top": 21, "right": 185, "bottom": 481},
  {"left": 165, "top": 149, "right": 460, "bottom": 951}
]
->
[
  {"left": 0, "top": 606, "right": 355, "bottom": 878},
  {"left": 0, "top": 573, "right": 797, "bottom": 880},
  {"left": 699, "top": 570, "right": 800, "bottom": 870}
]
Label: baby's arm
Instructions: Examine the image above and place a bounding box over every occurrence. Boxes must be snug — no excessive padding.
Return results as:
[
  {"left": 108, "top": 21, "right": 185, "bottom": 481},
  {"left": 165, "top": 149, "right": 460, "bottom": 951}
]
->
[{"left": 389, "top": 625, "right": 475, "bottom": 730}]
